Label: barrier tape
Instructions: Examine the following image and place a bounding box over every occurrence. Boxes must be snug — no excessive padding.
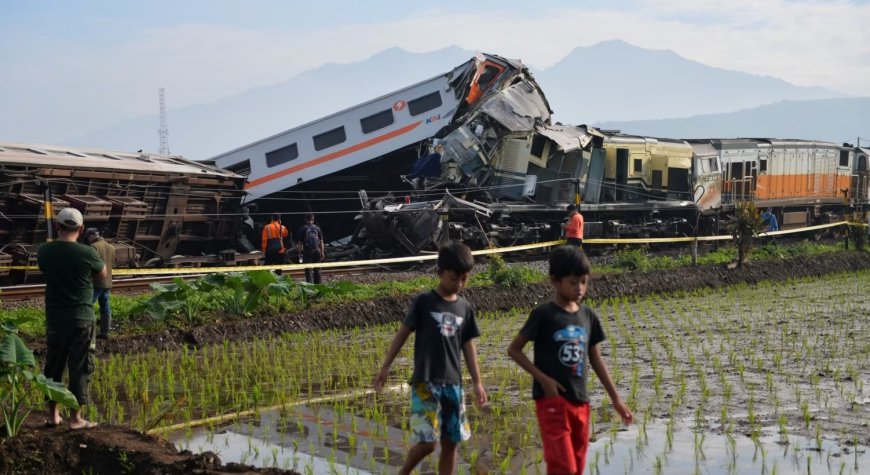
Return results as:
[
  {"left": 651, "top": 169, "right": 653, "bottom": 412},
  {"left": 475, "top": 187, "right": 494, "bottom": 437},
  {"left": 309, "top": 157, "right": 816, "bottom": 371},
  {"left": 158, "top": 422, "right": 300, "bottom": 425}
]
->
[{"left": 0, "top": 220, "right": 857, "bottom": 277}]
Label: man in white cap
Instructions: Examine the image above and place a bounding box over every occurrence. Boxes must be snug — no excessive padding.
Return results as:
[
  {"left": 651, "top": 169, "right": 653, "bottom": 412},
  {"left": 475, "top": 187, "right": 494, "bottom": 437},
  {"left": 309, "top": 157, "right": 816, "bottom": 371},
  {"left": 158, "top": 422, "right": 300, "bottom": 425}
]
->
[{"left": 37, "top": 207, "right": 106, "bottom": 430}]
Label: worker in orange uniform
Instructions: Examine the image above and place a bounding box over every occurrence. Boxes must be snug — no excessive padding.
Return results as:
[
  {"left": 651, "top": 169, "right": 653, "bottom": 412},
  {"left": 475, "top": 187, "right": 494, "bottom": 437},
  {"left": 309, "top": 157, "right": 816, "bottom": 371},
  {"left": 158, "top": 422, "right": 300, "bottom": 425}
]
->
[
  {"left": 561, "top": 204, "right": 584, "bottom": 247},
  {"left": 261, "top": 214, "right": 289, "bottom": 273}
]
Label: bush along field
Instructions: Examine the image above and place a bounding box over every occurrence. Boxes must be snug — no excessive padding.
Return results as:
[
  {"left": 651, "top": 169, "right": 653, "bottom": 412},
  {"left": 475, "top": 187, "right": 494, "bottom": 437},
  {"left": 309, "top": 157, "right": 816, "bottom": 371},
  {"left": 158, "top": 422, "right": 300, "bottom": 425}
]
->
[{"left": 1, "top": 241, "right": 868, "bottom": 474}]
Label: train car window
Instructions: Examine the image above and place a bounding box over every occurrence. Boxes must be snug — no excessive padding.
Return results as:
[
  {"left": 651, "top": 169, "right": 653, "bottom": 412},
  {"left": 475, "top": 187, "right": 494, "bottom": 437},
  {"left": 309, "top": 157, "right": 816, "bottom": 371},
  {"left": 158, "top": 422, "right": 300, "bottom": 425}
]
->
[
  {"left": 633, "top": 159, "right": 643, "bottom": 173},
  {"left": 839, "top": 150, "right": 850, "bottom": 167},
  {"left": 226, "top": 159, "right": 252, "bottom": 176},
  {"left": 313, "top": 127, "right": 346, "bottom": 151},
  {"left": 408, "top": 92, "right": 442, "bottom": 116},
  {"left": 859, "top": 155, "right": 867, "bottom": 171},
  {"left": 759, "top": 159, "right": 767, "bottom": 172},
  {"left": 266, "top": 143, "right": 299, "bottom": 168},
  {"left": 477, "top": 65, "right": 502, "bottom": 88},
  {"left": 360, "top": 109, "right": 394, "bottom": 134},
  {"left": 709, "top": 158, "right": 719, "bottom": 172},
  {"left": 530, "top": 135, "right": 547, "bottom": 158}
]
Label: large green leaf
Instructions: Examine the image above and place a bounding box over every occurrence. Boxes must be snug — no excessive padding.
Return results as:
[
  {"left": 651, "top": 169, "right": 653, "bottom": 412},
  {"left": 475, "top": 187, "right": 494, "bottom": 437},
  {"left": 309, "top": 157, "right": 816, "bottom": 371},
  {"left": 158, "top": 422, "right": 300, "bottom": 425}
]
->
[
  {"left": 25, "top": 371, "right": 80, "bottom": 410},
  {"left": 0, "top": 333, "right": 35, "bottom": 368},
  {"left": 245, "top": 270, "right": 278, "bottom": 290}
]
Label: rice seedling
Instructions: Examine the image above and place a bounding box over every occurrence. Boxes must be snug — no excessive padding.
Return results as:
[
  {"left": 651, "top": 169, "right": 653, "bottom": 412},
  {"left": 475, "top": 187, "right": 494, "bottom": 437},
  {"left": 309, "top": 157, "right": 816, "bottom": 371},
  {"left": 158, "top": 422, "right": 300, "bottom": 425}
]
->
[{"left": 70, "top": 268, "right": 870, "bottom": 473}]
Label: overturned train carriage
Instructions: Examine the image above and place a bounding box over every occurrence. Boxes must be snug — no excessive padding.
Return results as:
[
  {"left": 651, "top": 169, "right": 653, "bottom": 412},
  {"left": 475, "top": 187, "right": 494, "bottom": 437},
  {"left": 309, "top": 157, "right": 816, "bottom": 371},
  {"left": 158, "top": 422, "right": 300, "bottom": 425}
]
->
[{"left": 0, "top": 142, "right": 256, "bottom": 282}]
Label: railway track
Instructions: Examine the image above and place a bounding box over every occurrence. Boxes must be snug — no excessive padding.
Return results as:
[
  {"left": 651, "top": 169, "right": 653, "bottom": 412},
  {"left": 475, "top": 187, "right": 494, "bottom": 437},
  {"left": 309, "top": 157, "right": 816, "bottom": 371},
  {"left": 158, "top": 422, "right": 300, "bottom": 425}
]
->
[{"left": 0, "top": 265, "right": 389, "bottom": 302}]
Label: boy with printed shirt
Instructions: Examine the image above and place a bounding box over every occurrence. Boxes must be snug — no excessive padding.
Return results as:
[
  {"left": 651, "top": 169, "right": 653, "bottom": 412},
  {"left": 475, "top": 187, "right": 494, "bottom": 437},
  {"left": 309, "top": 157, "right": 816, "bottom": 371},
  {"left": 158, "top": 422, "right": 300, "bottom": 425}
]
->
[
  {"left": 508, "top": 245, "right": 632, "bottom": 475},
  {"left": 374, "top": 242, "right": 487, "bottom": 475}
]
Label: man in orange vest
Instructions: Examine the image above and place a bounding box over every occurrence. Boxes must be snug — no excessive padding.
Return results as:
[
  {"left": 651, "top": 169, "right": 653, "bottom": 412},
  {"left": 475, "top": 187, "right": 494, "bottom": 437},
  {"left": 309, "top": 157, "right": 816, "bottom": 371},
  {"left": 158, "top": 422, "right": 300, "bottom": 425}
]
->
[
  {"left": 561, "top": 203, "right": 584, "bottom": 247},
  {"left": 261, "top": 214, "right": 289, "bottom": 272}
]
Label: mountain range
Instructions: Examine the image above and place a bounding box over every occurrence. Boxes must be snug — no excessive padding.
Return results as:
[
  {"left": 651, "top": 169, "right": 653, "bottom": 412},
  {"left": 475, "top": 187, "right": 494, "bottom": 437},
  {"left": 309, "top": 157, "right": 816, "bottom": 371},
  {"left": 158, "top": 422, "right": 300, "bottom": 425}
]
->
[{"left": 67, "top": 42, "right": 867, "bottom": 159}]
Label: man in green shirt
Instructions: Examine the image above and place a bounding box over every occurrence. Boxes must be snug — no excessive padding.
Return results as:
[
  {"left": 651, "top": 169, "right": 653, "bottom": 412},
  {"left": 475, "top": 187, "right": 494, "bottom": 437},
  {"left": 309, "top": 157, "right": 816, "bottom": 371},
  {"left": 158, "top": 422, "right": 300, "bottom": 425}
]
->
[
  {"left": 85, "top": 228, "right": 115, "bottom": 339},
  {"left": 37, "top": 207, "right": 106, "bottom": 430}
]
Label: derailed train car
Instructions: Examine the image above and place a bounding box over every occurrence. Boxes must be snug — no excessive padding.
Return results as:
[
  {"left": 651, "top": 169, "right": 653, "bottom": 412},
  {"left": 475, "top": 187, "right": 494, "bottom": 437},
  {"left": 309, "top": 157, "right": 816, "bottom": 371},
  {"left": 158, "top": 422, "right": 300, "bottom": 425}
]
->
[
  {"left": 211, "top": 52, "right": 868, "bottom": 258},
  {"left": 0, "top": 142, "right": 257, "bottom": 282}
]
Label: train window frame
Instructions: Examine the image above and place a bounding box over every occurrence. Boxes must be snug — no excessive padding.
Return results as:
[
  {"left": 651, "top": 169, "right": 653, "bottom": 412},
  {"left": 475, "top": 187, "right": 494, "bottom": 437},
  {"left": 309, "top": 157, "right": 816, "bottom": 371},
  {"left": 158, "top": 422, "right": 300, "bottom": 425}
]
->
[
  {"left": 530, "top": 135, "right": 547, "bottom": 158},
  {"left": 313, "top": 127, "right": 347, "bottom": 152},
  {"left": 266, "top": 143, "right": 299, "bottom": 168},
  {"left": 759, "top": 158, "right": 767, "bottom": 172},
  {"left": 839, "top": 150, "right": 850, "bottom": 168},
  {"left": 633, "top": 159, "right": 643, "bottom": 173},
  {"left": 360, "top": 109, "right": 395, "bottom": 134},
  {"left": 709, "top": 158, "right": 719, "bottom": 172},
  {"left": 408, "top": 91, "right": 442, "bottom": 116}
]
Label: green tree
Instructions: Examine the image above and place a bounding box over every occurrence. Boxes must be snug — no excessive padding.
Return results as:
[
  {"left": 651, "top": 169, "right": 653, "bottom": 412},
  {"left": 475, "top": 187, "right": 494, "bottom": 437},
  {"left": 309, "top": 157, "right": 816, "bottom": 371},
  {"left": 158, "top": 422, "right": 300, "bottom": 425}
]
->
[{"left": 726, "top": 201, "right": 766, "bottom": 268}]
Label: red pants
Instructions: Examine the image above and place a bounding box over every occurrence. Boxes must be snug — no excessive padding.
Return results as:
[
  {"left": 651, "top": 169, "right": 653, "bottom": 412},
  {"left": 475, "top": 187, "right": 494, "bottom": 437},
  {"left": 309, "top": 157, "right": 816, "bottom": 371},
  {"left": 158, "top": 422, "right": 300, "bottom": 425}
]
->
[{"left": 535, "top": 396, "right": 590, "bottom": 475}]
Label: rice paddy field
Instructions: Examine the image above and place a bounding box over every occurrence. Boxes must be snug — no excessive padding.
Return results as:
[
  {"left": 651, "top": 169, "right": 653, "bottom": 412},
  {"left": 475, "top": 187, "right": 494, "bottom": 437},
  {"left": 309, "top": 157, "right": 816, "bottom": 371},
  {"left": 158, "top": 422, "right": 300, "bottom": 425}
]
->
[{"left": 87, "top": 269, "right": 870, "bottom": 474}]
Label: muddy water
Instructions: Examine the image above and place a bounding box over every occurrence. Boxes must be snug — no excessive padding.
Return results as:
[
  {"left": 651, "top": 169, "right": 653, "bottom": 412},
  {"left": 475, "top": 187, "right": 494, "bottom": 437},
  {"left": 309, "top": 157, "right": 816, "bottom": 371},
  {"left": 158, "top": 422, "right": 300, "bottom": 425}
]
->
[
  {"left": 172, "top": 407, "right": 869, "bottom": 474},
  {"left": 164, "top": 269, "right": 870, "bottom": 473}
]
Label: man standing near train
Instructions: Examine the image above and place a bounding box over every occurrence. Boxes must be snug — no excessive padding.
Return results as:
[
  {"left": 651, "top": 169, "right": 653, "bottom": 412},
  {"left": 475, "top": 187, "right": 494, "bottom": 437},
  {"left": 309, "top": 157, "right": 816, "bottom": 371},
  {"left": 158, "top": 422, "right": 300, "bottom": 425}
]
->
[
  {"left": 297, "top": 213, "right": 324, "bottom": 284},
  {"left": 38, "top": 207, "right": 106, "bottom": 430},
  {"left": 85, "top": 228, "right": 115, "bottom": 340},
  {"left": 262, "top": 214, "right": 289, "bottom": 274},
  {"left": 562, "top": 203, "right": 584, "bottom": 247}
]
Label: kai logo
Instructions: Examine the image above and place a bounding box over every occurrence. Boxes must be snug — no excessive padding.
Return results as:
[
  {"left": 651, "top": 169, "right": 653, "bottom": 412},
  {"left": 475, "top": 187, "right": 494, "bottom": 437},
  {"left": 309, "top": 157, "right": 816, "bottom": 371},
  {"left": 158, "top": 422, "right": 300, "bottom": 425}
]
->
[{"left": 425, "top": 114, "right": 441, "bottom": 124}]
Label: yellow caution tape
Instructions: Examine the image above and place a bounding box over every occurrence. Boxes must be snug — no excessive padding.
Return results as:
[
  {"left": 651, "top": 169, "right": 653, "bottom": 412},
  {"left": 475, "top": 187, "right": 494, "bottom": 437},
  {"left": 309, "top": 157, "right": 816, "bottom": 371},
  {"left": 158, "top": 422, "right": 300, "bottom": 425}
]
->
[{"left": 0, "top": 220, "right": 855, "bottom": 277}]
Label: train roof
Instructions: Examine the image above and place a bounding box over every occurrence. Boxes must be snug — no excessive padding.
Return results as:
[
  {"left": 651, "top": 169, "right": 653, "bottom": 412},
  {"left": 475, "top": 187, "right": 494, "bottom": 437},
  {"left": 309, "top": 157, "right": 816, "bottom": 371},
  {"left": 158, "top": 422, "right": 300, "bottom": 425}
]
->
[
  {"left": 685, "top": 138, "right": 841, "bottom": 148},
  {"left": 0, "top": 141, "right": 241, "bottom": 178},
  {"left": 210, "top": 54, "right": 524, "bottom": 163}
]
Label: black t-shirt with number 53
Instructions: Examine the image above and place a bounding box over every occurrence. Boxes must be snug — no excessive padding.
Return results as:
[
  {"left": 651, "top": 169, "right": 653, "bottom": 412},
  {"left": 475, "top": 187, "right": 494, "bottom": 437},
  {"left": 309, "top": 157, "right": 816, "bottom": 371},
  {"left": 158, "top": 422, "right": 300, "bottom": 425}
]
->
[{"left": 520, "top": 302, "right": 605, "bottom": 403}]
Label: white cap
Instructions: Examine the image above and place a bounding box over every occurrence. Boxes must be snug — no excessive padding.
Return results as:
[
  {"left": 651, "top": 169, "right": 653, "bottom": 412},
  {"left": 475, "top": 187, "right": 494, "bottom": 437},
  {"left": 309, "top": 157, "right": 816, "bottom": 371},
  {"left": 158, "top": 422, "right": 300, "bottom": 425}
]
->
[{"left": 56, "top": 207, "right": 84, "bottom": 229}]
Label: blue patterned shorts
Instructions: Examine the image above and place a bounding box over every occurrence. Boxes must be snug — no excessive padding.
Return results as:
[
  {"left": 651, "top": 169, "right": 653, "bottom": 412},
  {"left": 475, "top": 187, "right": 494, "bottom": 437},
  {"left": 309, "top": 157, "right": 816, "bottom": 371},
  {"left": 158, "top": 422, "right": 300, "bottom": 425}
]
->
[{"left": 409, "top": 382, "right": 470, "bottom": 443}]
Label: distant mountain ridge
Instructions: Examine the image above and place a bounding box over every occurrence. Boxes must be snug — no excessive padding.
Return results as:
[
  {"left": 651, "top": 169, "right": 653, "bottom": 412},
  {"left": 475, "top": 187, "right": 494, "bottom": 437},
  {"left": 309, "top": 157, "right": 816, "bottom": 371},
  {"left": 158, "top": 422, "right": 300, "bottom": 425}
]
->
[
  {"left": 535, "top": 40, "right": 842, "bottom": 124},
  {"left": 66, "top": 42, "right": 860, "bottom": 159}
]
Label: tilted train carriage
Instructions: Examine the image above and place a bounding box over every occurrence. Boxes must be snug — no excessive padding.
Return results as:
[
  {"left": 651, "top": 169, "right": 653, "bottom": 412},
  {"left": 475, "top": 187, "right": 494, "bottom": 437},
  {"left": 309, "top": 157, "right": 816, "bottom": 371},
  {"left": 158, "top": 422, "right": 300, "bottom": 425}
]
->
[{"left": 0, "top": 142, "right": 259, "bottom": 283}]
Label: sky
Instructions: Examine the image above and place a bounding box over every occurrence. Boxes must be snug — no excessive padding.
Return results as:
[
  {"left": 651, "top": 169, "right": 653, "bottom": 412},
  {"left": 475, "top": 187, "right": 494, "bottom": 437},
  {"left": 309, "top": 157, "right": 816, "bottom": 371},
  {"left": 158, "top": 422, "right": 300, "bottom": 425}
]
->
[{"left": 1, "top": 0, "right": 869, "bottom": 145}]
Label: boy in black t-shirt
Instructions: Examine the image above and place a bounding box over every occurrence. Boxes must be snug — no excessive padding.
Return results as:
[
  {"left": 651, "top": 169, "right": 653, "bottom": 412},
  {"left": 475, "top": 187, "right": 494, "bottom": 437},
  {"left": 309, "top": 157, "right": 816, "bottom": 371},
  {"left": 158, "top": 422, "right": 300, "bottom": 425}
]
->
[
  {"left": 508, "top": 245, "right": 632, "bottom": 474},
  {"left": 374, "top": 242, "right": 487, "bottom": 475}
]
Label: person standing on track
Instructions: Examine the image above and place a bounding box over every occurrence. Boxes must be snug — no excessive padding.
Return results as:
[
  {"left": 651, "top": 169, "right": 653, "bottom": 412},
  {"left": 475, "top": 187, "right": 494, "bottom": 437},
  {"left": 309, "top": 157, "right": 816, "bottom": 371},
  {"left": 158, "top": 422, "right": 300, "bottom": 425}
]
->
[
  {"left": 296, "top": 214, "right": 324, "bottom": 284},
  {"left": 261, "top": 214, "right": 289, "bottom": 274},
  {"left": 561, "top": 203, "right": 584, "bottom": 247}
]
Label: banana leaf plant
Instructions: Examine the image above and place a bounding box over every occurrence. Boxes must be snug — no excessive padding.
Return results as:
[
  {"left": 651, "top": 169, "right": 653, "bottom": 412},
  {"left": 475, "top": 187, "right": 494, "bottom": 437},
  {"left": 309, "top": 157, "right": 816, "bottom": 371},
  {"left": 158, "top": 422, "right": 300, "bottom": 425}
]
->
[
  {"left": 1, "top": 317, "right": 79, "bottom": 437},
  {"left": 203, "top": 270, "right": 294, "bottom": 316}
]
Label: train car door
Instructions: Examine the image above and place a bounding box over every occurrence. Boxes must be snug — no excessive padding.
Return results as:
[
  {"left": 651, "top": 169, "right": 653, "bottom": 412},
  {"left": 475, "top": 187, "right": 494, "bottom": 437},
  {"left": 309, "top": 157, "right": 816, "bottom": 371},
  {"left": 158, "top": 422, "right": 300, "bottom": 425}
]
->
[
  {"left": 692, "top": 152, "right": 722, "bottom": 213},
  {"left": 616, "top": 148, "right": 629, "bottom": 200},
  {"left": 856, "top": 148, "right": 870, "bottom": 204}
]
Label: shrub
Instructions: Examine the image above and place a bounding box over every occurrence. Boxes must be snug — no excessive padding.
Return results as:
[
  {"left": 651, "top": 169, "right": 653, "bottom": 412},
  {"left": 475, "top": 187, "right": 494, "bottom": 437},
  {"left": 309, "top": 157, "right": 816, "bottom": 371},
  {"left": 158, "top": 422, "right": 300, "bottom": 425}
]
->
[
  {"left": 485, "top": 254, "right": 542, "bottom": 288},
  {"left": 613, "top": 248, "right": 652, "bottom": 272},
  {"left": 1, "top": 316, "right": 79, "bottom": 437}
]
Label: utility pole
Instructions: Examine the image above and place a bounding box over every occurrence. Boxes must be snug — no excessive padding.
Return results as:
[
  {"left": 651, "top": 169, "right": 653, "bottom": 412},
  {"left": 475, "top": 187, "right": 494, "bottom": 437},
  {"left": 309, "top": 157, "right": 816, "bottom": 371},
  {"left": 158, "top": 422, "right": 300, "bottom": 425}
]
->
[{"left": 158, "top": 87, "right": 170, "bottom": 155}]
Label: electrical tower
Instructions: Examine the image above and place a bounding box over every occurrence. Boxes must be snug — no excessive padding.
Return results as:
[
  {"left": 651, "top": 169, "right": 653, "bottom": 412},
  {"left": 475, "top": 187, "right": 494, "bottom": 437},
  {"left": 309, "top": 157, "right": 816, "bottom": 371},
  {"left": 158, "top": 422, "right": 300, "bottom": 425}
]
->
[{"left": 158, "top": 87, "right": 170, "bottom": 155}]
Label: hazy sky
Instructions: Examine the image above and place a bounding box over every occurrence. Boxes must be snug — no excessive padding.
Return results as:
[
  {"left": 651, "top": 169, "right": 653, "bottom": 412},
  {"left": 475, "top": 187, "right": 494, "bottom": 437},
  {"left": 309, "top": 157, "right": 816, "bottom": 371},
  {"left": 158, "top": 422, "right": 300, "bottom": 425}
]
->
[{"left": 2, "top": 0, "right": 869, "bottom": 145}]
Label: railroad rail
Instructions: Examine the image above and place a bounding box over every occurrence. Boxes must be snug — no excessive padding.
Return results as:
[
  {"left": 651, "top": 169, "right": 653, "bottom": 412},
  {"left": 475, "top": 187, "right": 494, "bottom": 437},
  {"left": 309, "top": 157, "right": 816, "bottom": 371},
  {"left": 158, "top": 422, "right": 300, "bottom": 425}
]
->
[{"left": 0, "top": 265, "right": 387, "bottom": 302}]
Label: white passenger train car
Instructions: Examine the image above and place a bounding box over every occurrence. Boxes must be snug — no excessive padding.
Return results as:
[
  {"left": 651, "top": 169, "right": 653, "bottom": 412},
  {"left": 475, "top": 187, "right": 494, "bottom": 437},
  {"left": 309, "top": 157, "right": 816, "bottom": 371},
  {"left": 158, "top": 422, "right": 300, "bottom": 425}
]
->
[{"left": 212, "top": 54, "right": 521, "bottom": 204}]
